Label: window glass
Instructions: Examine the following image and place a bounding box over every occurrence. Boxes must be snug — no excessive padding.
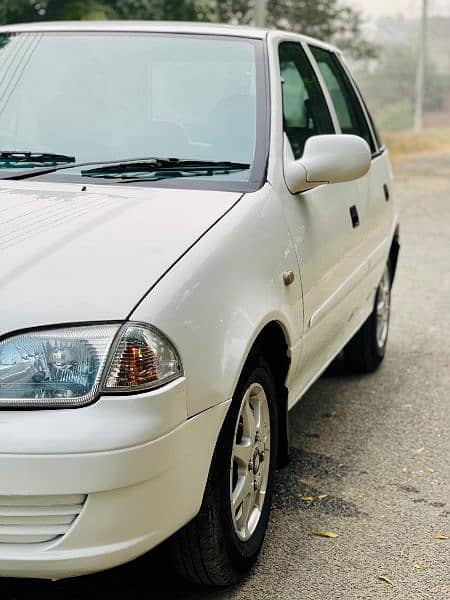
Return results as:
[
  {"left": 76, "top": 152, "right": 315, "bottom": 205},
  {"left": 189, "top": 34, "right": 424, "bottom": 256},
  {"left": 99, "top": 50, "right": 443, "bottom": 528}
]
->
[
  {"left": 279, "top": 42, "right": 334, "bottom": 159},
  {"left": 0, "top": 32, "right": 266, "bottom": 187},
  {"left": 351, "top": 76, "right": 383, "bottom": 148},
  {"left": 310, "top": 46, "right": 376, "bottom": 153}
]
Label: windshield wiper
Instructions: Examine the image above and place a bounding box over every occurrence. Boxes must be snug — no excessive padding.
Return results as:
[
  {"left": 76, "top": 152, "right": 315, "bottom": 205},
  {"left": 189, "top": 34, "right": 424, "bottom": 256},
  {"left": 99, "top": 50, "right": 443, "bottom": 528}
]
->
[
  {"left": 2, "top": 156, "right": 250, "bottom": 182},
  {"left": 80, "top": 159, "right": 251, "bottom": 180},
  {"left": 0, "top": 151, "right": 76, "bottom": 169}
]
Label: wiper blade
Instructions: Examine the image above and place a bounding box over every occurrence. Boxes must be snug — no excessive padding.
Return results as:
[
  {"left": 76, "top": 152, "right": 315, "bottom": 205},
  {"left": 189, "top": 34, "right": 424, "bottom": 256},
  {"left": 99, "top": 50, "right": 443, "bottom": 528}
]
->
[
  {"left": 80, "top": 159, "right": 251, "bottom": 180},
  {"left": 0, "top": 151, "right": 76, "bottom": 169},
  {"left": 1, "top": 156, "right": 250, "bottom": 182}
]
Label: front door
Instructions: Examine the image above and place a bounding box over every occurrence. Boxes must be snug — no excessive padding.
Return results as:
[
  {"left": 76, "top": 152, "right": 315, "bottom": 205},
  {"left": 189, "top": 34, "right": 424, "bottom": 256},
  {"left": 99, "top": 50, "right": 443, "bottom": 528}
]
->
[{"left": 277, "top": 41, "right": 371, "bottom": 399}]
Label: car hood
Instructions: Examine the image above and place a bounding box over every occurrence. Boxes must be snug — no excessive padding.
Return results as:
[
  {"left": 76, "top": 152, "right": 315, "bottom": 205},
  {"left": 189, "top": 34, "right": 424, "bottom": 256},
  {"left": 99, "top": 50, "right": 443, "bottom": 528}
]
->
[{"left": 0, "top": 180, "right": 241, "bottom": 335}]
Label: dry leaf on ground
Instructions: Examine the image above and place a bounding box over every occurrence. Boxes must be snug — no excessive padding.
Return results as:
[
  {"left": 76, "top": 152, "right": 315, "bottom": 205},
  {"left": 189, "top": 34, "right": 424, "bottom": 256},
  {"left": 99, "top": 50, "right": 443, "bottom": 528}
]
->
[
  {"left": 413, "top": 563, "right": 425, "bottom": 570},
  {"left": 297, "top": 477, "right": 317, "bottom": 487},
  {"left": 378, "top": 575, "right": 394, "bottom": 585},
  {"left": 299, "top": 495, "right": 314, "bottom": 502},
  {"left": 317, "top": 494, "right": 328, "bottom": 500},
  {"left": 416, "top": 447, "right": 425, "bottom": 454},
  {"left": 311, "top": 530, "right": 338, "bottom": 539},
  {"left": 434, "top": 533, "right": 448, "bottom": 540}
]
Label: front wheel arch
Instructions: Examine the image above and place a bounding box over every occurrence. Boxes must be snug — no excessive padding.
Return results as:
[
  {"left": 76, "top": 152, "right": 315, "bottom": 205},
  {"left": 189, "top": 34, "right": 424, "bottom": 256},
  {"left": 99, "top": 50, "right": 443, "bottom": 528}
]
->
[
  {"left": 243, "top": 322, "right": 291, "bottom": 468},
  {"left": 389, "top": 226, "right": 400, "bottom": 284}
]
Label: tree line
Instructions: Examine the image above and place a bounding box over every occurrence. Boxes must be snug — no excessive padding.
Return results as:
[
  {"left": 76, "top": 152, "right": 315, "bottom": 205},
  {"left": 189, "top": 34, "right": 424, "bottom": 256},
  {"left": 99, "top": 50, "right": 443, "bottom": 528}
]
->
[{"left": 0, "top": 0, "right": 375, "bottom": 59}]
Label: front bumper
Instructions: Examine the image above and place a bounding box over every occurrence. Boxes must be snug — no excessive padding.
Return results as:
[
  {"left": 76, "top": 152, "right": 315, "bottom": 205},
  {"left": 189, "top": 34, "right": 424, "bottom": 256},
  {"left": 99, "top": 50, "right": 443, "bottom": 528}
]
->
[{"left": 0, "top": 380, "right": 230, "bottom": 579}]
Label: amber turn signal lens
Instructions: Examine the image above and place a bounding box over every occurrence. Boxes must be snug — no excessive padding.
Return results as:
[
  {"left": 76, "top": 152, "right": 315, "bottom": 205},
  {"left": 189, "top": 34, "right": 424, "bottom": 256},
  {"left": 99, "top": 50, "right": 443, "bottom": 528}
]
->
[
  {"left": 105, "top": 324, "right": 182, "bottom": 392},
  {"left": 116, "top": 342, "right": 159, "bottom": 386}
]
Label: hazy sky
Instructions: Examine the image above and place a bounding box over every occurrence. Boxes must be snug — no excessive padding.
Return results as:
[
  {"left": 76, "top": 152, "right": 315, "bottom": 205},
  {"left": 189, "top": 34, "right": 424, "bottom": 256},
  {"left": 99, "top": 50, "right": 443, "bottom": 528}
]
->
[{"left": 349, "top": 0, "right": 450, "bottom": 19}]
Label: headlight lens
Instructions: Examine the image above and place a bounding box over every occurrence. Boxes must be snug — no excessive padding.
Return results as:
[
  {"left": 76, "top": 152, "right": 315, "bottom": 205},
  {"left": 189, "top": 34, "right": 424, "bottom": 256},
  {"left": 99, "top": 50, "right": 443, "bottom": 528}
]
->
[
  {"left": 0, "top": 325, "right": 119, "bottom": 408},
  {"left": 0, "top": 323, "right": 182, "bottom": 408}
]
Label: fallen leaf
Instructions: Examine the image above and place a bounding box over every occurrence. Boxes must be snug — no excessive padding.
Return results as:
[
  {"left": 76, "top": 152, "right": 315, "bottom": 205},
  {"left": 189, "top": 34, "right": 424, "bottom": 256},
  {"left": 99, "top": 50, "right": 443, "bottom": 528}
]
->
[
  {"left": 378, "top": 575, "right": 394, "bottom": 585},
  {"left": 297, "top": 477, "right": 317, "bottom": 487},
  {"left": 380, "top": 514, "right": 385, "bottom": 519},
  {"left": 425, "top": 467, "right": 435, "bottom": 473},
  {"left": 402, "top": 467, "right": 408, "bottom": 473},
  {"left": 434, "top": 533, "right": 448, "bottom": 540},
  {"left": 299, "top": 495, "right": 314, "bottom": 502},
  {"left": 413, "top": 563, "right": 425, "bottom": 570},
  {"left": 416, "top": 447, "right": 425, "bottom": 454},
  {"left": 317, "top": 494, "right": 329, "bottom": 500},
  {"left": 311, "top": 530, "right": 338, "bottom": 539}
]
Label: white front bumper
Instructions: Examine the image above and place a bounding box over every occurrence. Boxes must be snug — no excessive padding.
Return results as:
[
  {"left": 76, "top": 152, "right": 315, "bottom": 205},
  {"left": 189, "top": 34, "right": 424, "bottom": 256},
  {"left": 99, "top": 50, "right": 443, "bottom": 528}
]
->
[{"left": 0, "top": 380, "right": 230, "bottom": 579}]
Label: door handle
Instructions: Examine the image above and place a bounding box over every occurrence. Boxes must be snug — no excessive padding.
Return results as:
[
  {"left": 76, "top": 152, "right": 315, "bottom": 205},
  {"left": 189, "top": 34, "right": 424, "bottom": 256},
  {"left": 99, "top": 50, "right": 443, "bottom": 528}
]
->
[{"left": 349, "top": 205, "right": 360, "bottom": 229}]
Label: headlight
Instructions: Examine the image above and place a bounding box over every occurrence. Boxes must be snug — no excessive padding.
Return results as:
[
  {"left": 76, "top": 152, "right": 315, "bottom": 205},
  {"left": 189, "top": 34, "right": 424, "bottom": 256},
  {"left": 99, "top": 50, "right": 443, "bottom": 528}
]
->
[{"left": 0, "top": 323, "right": 183, "bottom": 408}]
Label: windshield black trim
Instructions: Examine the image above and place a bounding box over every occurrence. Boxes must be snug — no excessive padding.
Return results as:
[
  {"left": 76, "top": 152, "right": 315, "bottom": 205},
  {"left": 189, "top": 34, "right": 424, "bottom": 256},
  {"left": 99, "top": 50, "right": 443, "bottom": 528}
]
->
[
  {"left": 0, "top": 32, "right": 270, "bottom": 193},
  {"left": 15, "top": 172, "right": 257, "bottom": 193}
]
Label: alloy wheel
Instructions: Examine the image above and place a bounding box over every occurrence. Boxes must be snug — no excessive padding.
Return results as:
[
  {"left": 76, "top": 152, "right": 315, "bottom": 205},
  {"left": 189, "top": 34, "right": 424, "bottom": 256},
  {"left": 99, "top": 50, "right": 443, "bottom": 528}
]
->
[
  {"left": 376, "top": 265, "right": 391, "bottom": 350},
  {"left": 230, "top": 382, "right": 271, "bottom": 542}
]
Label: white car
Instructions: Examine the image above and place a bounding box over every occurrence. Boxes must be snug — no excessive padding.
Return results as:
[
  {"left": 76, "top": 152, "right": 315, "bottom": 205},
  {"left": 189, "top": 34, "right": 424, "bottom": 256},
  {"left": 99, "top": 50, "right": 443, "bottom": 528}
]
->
[{"left": 0, "top": 21, "right": 399, "bottom": 585}]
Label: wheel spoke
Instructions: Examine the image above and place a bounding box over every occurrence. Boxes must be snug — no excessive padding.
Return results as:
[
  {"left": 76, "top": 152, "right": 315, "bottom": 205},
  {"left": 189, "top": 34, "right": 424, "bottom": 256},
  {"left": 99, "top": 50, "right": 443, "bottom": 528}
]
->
[
  {"left": 240, "top": 490, "right": 256, "bottom": 538},
  {"left": 232, "top": 472, "right": 253, "bottom": 512},
  {"left": 242, "top": 395, "right": 257, "bottom": 441},
  {"left": 233, "top": 439, "right": 252, "bottom": 467}
]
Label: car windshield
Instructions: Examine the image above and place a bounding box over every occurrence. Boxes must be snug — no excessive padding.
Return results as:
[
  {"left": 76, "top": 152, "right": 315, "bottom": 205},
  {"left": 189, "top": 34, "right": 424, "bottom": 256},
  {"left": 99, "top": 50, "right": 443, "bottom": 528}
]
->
[{"left": 0, "top": 31, "right": 266, "bottom": 190}]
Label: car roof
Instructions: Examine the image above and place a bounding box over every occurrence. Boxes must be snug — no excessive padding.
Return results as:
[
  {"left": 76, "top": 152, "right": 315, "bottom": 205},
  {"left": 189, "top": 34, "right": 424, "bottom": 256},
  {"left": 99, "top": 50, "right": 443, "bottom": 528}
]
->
[{"left": 0, "top": 20, "right": 338, "bottom": 51}]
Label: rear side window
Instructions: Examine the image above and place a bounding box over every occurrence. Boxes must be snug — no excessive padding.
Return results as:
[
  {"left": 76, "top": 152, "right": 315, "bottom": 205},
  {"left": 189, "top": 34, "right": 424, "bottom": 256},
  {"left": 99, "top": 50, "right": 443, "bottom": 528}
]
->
[
  {"left": 310, "top": 46, "right": 376, "bottom": 154},
  {"left": 278, "top": 42, "right": 334, "bottom": 159}
]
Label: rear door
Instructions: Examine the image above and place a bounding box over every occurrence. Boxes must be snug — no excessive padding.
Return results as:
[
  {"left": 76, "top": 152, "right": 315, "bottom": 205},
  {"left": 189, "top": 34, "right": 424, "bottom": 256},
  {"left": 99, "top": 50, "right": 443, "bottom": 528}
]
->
[
  {"left": 336, "top": 56, "right": 395, "bottom": 287},
  {"left": 309, "top": 45, "right": 391, "bottom": 297}
]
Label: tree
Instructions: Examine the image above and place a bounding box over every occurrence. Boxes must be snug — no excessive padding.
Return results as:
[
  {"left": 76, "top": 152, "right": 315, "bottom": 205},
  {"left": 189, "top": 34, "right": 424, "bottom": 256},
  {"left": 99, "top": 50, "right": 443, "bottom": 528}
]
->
[
  {"left": 213, "top": 0, "right": 376, "bottom": 59},
  {"left": 215, "top": 0, "right": 253, "bottom": 25},
  {"left": 0, "top": 0, "right": 213, "bottom": 22},
  {"left": 266, "top": 0, "right": 376, "bottom": 59},
  {"left": 112, "top": 0, "right": 200, "bottom": 20},
  {"left": 0, "top": 0, "right": 375, "bottom": 59},
  {"left": 356, "top": 44, "right": 444, "bottom": 130},
  {"left": 0, "top": 1, "right": 116, "bottom": 22}
]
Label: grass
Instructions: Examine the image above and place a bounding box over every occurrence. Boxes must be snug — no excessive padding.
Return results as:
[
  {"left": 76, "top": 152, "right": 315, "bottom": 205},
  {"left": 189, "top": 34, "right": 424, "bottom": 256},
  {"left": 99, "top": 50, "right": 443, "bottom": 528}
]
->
[{"left": 383, "top": 128, "right": 450, "bottom": 163}]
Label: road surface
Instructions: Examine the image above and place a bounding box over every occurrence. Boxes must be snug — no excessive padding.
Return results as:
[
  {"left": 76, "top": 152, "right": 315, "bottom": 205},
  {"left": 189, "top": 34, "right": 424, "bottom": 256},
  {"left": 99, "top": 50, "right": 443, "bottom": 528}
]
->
[{"left": 3, "top": 151, "right": 449, "bottom": 599}]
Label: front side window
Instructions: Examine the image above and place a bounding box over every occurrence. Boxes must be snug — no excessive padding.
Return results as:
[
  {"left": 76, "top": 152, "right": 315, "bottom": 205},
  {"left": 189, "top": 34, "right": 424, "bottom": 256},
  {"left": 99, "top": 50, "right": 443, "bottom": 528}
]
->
[
  {"left": 278, "top": 42, "right": 334, "bottom": 159},
  {"left": 309, "top": 46, "right": 376, "bottom": 153},
  {"left": 0, "top": 32, "right": 267, "bottom": 190}
]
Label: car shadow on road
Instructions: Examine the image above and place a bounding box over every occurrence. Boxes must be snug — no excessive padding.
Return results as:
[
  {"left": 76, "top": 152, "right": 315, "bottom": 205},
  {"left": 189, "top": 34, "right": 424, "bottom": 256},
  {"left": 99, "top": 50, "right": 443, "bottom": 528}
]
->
[{"left": 0, "top": 365, "right": 363, "bottom": 600}]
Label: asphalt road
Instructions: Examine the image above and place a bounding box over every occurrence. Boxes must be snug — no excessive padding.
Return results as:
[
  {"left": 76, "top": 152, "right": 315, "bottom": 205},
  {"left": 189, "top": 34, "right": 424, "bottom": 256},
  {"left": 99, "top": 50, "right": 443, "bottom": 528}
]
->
[{"left": 3, "top": 151, "right": 449, "bottom": 599}]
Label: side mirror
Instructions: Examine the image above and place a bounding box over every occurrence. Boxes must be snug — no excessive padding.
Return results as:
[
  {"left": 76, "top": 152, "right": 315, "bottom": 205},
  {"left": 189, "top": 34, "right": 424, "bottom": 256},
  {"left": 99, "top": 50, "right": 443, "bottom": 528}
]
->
[{"left": 284, "top": 134, "right": 371, "bottom": 194}]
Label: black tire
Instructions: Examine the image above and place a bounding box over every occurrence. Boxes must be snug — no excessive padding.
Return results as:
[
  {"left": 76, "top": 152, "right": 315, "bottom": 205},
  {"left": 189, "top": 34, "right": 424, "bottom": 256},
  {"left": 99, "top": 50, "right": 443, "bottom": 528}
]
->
[
  {"left": 343, "top": 261, "right": 392, "bottom": 373},
  {"left": 166, "top": 354, "right": 278, "bottom": 586}
]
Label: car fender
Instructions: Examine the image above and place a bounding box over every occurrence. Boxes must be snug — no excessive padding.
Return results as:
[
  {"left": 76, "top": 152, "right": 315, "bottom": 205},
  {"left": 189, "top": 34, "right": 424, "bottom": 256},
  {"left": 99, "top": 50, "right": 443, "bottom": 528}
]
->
[{"left": 131, "top": 183, "right": 304, "bottom": 418}]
